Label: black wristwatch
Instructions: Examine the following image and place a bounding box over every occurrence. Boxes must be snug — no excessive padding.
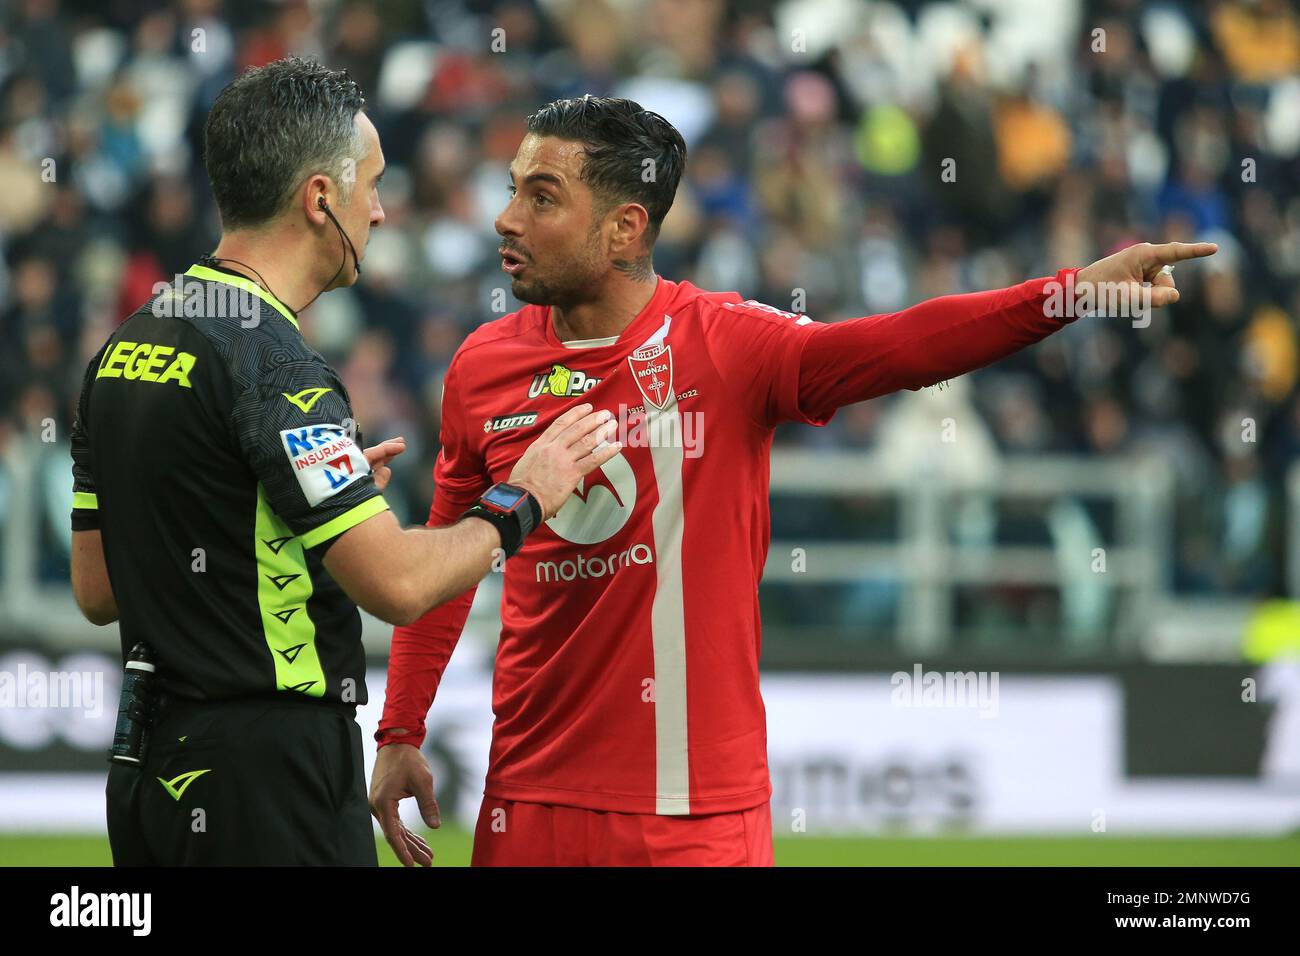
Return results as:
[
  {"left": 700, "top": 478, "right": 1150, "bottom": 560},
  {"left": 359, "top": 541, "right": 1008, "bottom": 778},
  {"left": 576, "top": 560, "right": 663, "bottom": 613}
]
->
[{"left": 462, "top": 482, "right": 543, "bottom": 559}]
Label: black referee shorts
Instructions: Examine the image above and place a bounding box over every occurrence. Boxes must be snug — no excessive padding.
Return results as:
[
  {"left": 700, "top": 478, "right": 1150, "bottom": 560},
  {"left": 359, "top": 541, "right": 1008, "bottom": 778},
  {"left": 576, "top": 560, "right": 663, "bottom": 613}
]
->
[{"left": 106, "top": 694, "right": 377, "bottom": 866}]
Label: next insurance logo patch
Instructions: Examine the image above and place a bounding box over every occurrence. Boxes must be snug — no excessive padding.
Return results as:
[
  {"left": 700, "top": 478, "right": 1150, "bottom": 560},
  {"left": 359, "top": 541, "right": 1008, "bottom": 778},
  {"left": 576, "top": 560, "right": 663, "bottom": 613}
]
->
[{"left": 280, "top": 424, "right": 369, "bottom": 506}]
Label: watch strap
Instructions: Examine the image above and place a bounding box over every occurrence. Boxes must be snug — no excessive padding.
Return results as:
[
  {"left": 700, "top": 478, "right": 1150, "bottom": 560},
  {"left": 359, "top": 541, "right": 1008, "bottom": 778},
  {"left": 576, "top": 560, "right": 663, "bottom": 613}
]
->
[{"left": 463, "top": 483, "right": 542, "bottom": 559}]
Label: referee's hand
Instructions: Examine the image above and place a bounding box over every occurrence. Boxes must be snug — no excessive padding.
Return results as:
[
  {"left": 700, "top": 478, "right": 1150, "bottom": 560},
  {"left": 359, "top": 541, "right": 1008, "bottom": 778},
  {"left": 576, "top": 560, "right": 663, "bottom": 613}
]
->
[
  {"left": 509, "top": 403, "right": 623, "bottom": 519},
  {"left": 370, "top": 741, "right": 437, "bottom": 867},
  {"left": 363, "top": 436, "right": 406, "bottom": 491}
]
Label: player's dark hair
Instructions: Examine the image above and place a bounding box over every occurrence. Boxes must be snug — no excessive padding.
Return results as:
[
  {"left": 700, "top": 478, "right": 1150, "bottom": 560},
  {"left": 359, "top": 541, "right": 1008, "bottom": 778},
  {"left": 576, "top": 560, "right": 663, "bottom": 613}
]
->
[
  {"left": 526, "top": 95, "right": 687, "bottom": 246},
  {"left": 204, "top": 57, "right": 366, "bottom": 230}
]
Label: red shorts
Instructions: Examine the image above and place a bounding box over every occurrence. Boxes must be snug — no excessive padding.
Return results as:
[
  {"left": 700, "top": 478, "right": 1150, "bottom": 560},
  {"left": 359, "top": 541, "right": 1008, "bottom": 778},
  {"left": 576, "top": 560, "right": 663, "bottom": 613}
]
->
[{"left": 470, "top": 796, "right": 774, "bottom": 867}]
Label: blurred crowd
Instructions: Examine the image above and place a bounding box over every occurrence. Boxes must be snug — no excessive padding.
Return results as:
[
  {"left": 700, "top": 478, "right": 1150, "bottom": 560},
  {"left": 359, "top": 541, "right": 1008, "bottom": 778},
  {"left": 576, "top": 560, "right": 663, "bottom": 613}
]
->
[{"left": 1, "top": 0, "right": 1299, "bottom": 601}]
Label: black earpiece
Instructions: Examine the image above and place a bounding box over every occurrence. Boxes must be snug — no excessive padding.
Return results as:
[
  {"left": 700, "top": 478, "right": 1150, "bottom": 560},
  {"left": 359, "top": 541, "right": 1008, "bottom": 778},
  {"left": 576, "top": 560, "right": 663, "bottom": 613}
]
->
[{"left": 315, "top": 194, "right": 361, "bottom": 281}]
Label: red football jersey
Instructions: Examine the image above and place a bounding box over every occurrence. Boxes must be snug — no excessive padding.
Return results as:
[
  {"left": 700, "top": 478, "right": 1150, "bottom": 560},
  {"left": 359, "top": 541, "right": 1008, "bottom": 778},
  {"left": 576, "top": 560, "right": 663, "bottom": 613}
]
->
[{"left": 382, "top": 271, "right": 1078, "bottom": 814}]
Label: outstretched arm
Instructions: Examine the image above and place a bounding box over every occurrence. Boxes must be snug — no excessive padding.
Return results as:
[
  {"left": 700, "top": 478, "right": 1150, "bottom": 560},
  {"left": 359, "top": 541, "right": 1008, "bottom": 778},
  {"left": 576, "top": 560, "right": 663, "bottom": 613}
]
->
[{"left": 796, "top": 241, "right": 1217, "bottom": 422}]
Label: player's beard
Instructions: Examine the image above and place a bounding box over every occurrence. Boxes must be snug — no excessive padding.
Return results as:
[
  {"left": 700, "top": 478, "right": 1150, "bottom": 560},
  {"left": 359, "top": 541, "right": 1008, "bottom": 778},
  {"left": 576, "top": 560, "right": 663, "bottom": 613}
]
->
[{"left": 510, "top": 222, "right": 606, "bottom": 309}]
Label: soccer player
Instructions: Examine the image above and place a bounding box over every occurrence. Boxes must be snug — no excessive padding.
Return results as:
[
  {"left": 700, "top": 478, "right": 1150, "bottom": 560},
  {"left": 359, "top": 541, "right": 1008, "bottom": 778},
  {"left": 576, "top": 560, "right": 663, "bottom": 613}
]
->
[
  {"left": 69, "top": 61, "right": 618, "bottom": 866},
  {"left": 369, "top": 96, "right": 1216, "bottom": 866}
]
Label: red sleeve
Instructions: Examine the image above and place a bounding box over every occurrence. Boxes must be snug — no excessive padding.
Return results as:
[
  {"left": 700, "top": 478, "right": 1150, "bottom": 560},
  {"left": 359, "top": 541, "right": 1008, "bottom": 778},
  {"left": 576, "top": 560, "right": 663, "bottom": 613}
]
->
[
  {"left": 377, "top": 355, "right": 490, "bottom": 749},
  {"left": 697, "top": 296, "right": 832, "bottom": 429},
  {"left": 698, "top": 269, "right": 1081, "bottom": 428},
  {"left": 795, "top": 268, "right": 1082, "bottom": 421}
]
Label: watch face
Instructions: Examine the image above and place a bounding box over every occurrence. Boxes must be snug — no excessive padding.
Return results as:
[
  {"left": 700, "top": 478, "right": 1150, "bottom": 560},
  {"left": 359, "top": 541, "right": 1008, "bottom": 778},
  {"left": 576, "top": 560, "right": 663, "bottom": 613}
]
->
[{"left": 482, "top": 483, "right": 527, "bottom": 511}]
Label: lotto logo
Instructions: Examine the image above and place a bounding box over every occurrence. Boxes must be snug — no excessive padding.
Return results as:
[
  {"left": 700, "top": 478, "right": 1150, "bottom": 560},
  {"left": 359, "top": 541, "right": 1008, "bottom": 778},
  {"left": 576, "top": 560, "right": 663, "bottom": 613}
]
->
[{"left": 484, "top": 412, "right": 539, "bottom": 433}]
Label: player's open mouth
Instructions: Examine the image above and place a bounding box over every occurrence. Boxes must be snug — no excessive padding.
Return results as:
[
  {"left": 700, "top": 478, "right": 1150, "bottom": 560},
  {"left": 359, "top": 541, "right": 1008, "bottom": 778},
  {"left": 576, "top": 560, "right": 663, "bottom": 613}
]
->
[{"left": 500, "top": 248, "right": 528, "bottom": 276}]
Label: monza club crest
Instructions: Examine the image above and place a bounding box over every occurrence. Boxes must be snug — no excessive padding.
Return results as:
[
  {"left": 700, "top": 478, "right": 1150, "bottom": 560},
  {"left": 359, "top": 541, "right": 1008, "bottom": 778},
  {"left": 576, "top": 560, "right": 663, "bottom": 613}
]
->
[{"left": 628, "top": 342, "right": 674, "bottom": 410}]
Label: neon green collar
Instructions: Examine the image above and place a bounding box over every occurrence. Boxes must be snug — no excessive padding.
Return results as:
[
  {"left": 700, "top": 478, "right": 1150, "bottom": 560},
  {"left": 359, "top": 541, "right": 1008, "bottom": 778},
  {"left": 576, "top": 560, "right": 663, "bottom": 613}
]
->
[{"left": 184, "top": 263, "right": 300, "bottom": 331}]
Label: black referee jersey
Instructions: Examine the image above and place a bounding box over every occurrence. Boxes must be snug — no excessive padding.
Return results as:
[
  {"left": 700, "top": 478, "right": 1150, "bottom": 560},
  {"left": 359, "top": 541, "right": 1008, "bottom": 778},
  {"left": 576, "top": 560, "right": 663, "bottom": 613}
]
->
[{"left": 70, "top": 262, "right": 389, "bottom": 706}]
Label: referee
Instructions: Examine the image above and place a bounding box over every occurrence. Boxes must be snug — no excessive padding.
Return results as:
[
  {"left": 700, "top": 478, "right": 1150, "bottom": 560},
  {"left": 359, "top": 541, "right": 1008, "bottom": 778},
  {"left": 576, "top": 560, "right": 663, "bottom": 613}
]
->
[{"left": 67, "top": 58, "right": 620, "bottom": 866}]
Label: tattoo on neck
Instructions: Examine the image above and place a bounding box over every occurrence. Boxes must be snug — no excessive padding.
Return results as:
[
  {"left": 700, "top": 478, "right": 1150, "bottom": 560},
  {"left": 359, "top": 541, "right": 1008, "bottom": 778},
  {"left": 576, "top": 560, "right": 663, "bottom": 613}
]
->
[{"left": 613, "top": 255, "right": 654, "bottom": 282}]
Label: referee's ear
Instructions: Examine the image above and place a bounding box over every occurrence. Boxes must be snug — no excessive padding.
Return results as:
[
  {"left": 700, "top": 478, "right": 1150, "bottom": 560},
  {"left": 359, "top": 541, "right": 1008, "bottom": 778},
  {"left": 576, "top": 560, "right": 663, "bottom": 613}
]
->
[{"left": 303, "top": 175, "right": 334, "bottom": 226}]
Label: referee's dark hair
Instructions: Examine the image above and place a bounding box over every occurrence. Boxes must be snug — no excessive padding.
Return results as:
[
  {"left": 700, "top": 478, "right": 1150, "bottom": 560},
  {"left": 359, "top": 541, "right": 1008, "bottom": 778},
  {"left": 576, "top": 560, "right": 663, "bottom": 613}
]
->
[
  {"left": 526, "top": 95, "right": 687, "bottom": 246},
  {"left": 204, "top": 57, "right": 366, "bottom": 230}
]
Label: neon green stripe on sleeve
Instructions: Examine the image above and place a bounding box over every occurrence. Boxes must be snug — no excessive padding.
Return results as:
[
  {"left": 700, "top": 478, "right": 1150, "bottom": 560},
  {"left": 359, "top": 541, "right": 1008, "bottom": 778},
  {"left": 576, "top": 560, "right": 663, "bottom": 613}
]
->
[
  {"left": 73, "top": 492, "right": 99, "bottom": 510},
  {"left": 298, "top": 496, "right": 390, "bottom": 550}
]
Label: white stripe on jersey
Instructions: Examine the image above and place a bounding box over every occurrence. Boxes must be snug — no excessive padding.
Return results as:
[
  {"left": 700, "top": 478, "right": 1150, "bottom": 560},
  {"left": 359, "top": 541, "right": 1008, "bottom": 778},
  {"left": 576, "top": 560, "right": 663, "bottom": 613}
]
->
[{"left": 647, "top": 385, "right": 690, "bottom": 815}]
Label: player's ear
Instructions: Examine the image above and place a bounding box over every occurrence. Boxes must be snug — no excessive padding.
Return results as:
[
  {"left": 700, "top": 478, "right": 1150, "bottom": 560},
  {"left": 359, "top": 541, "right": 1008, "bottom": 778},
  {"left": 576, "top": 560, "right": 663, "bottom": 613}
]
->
[{"left": 610, "top": 202, "right": 650, "bottom": 257}]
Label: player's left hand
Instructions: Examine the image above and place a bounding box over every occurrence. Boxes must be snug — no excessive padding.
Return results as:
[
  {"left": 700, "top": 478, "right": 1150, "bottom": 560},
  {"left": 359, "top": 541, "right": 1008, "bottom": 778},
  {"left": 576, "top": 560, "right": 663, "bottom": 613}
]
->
[
  {"left": 363, "top": 436, "right": 406, "bottom": 491},
  {"left": 1075, "top": 241, "right": 1218, "bottom": 311},
  {"left": 370, "top": 741, "right": 438, "bottom": 867}
]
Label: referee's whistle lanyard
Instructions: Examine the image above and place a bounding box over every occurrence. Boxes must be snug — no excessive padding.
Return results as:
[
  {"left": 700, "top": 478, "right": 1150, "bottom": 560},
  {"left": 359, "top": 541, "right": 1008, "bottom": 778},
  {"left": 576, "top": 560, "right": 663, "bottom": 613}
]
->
[{"left": 200, "top": 198, "right": 361, "bottom": 314}]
